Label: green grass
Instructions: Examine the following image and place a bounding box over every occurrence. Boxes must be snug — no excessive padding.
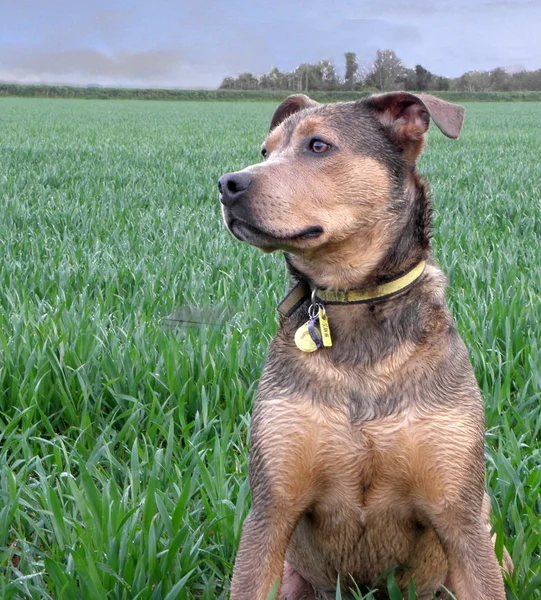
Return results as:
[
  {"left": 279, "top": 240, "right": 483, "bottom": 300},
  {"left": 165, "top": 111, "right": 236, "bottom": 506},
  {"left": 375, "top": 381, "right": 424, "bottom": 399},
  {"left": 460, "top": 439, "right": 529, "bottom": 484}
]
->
[{"left": 0, "top": 98, "right": 539, "bottom": 599}]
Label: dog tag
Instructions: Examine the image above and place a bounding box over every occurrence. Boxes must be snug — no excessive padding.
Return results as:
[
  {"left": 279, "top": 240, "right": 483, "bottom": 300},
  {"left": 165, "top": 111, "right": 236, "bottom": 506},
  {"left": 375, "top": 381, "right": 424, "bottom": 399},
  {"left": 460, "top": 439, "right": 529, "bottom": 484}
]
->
[
  {"left": 294, "top": 321, "right": 319, "bottom": 352},
  {"left": 318, "top": 307, "right": 332, "bottom": 347}
]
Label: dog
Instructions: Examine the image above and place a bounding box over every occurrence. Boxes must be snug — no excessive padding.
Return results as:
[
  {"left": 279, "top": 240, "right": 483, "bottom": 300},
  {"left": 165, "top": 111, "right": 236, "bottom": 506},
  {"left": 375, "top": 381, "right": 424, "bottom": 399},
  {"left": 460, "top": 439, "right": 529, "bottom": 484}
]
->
[{"left": 218, "top": 92, "right": 511, "bottom": 599}]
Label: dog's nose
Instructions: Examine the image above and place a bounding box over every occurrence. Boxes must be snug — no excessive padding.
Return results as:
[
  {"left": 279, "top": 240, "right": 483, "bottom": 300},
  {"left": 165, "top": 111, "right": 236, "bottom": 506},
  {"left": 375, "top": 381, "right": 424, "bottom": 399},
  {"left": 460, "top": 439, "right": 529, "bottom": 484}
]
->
[{"left": 218, "top": 172, "right": 252, "bottom": 206}]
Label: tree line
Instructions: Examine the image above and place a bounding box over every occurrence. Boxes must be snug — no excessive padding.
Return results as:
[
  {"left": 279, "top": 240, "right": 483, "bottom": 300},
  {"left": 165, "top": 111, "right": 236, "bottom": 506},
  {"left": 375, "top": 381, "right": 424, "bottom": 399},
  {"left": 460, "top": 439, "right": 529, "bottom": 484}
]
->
[{"left": 219, "top": 49, "right": 541, "bottom": 93}]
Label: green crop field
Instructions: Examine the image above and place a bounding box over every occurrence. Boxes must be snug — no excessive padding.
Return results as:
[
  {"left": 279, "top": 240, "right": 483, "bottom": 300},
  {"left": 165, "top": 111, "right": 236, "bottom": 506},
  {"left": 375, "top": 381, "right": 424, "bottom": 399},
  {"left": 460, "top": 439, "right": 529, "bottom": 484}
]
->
[{"left": 0, "top": 98, "right": 539, "bottom": 599}]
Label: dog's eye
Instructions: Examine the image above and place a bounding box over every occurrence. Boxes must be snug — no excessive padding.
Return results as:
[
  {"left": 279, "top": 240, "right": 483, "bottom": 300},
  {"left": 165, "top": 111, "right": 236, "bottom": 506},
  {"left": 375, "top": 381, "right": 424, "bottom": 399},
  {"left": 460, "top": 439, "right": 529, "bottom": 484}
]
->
[
  {"left": 261, "top": 148, "right": 268, "bottom": 159},
  {"left": 310, "top": 139, "right": 331, "bottom": 153}
]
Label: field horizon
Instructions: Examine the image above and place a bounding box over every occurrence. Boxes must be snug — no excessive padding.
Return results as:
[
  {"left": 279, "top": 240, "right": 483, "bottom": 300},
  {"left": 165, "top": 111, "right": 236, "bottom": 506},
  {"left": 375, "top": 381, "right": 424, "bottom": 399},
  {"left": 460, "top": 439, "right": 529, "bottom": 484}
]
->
[{"left": 2, "top": 83, "right": 541, "bottom": 104}]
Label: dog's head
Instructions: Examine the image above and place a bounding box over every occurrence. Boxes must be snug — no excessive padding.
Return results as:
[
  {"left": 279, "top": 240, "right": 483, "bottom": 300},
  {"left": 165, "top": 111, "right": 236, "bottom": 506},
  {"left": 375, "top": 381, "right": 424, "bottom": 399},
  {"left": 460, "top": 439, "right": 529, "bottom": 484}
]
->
[{"left": 219, "top": 93, "right": 464, "bottom": 287}]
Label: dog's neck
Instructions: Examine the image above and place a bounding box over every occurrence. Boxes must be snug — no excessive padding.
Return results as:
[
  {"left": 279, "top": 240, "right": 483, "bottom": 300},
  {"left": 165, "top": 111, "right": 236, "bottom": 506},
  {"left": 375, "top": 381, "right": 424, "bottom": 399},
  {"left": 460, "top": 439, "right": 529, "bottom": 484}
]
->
[
  {"left": 279, "top": 261, "right": 450, "bottom": 370},
  {"left": 374, "top": 174, "right": 432, "bottom": 282},
  {"left": 285, "top": 175, "right": 432, "bottom": 291}
]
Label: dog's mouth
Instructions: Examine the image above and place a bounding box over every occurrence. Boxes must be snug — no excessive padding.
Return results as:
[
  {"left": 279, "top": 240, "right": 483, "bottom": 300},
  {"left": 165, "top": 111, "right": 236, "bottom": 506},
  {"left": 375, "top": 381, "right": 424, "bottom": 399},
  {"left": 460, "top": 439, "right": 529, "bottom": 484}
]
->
[{"left": 227, "top": 216, "right": 324, "bottom": 249}]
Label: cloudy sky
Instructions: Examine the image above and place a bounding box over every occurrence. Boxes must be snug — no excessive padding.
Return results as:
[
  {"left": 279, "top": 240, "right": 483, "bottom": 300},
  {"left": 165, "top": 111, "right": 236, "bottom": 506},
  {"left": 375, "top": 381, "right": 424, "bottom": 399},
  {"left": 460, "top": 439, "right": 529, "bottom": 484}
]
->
[{"left": 1, "top": 0, "right": 539, "bottom": 88}]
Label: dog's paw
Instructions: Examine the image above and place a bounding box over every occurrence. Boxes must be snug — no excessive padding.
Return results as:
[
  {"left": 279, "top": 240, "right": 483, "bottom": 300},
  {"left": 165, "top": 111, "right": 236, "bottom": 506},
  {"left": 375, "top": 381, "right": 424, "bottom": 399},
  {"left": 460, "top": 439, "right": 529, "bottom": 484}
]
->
[{"left": 280, "top": 562, "right": 317, "bottom": 600}]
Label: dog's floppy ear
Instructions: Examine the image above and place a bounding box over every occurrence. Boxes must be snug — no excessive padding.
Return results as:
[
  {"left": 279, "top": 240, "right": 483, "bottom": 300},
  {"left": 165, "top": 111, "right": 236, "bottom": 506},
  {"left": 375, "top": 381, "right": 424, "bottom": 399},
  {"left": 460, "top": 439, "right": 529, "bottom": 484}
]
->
[
  {"left": 368, "top": 92, "right": 465, "bottom": 142},
  {"left": 270, "top": 94, "right": 320, "bottom": 131}
]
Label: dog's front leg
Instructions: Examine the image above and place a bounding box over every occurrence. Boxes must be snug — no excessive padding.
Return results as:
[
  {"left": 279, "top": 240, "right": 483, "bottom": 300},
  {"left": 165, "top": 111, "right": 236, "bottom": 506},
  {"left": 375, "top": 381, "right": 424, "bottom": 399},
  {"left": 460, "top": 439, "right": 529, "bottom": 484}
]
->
[
  {"left": 432, "top": 513, "right": 506, "bottom": 600},
  {"left": 413, "top": 409, "right": 507, "bottom": 600},
  {"left": 230, "top": 402, "right": 318, "bottom": 600},
  {"left": 230, "top": 506, "right": 305, "bottom": 600},
  {"left": 420, "top": 463, "right": 506, "bottom": 600}
]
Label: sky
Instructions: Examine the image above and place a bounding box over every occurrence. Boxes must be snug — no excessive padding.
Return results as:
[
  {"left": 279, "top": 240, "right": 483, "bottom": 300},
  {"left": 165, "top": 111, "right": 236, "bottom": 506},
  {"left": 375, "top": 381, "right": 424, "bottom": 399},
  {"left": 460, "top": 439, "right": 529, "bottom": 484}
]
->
[{"left": 0, "top": 0, "right": 539, "bottom": 88}]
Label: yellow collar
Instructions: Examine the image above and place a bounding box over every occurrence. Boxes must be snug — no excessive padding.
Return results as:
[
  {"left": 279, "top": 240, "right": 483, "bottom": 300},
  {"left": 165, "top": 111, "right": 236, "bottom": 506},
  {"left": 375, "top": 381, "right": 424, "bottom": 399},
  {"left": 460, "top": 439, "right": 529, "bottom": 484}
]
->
[{"left": 277, "top": 260, "right": 427, "bottom": 317}]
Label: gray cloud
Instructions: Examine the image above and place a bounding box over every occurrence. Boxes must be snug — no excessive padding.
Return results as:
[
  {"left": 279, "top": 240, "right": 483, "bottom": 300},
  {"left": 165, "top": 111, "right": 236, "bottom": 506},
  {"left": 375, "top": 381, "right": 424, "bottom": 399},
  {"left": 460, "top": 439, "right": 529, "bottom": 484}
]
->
[
  {"left": 0, "top": 46, "right": 193, "bottom": 86},
  {"left": 0, "top": 0, "right": 539, "bottom": 87}
]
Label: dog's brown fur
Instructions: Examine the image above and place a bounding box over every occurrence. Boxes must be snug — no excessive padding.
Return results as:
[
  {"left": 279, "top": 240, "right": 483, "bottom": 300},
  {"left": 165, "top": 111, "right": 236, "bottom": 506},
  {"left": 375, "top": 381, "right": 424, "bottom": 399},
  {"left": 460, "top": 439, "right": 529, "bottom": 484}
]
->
[{"left": 218, "top": 93, "right": 512, "bottom": 600}]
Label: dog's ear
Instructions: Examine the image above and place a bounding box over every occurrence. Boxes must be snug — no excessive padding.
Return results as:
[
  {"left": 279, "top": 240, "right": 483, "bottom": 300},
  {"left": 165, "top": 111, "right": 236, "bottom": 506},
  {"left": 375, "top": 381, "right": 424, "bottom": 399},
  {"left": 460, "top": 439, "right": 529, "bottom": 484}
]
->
[
  {"left": 270, "top": 94, "right": 320, "bottom": 131},
  {"left": 367, "top": 92, "right": 465, "bottom": 143}
]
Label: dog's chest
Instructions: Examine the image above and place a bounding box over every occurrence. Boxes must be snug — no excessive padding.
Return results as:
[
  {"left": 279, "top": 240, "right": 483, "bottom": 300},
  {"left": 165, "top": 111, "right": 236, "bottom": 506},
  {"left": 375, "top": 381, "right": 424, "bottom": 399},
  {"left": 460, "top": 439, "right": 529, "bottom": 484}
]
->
[
  {"left": 252, "top": 384, "right": 416, "bottom": 503},
  {"left": 253, "top": 394, "right": 424, "bottom": 585}
]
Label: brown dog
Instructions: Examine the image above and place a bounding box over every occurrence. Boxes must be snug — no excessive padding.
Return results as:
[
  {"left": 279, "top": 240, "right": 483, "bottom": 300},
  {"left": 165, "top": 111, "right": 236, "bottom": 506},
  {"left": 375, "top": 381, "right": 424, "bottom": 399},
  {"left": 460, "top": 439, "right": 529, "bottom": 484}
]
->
[{"left": 218, "top": 93, "right": 511, "bottom": 599}]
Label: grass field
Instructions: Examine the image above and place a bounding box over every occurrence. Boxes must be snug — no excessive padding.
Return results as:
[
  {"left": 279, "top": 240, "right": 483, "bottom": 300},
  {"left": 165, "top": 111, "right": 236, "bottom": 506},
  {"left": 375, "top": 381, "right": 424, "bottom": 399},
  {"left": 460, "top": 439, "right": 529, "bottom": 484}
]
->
[{"left": 0, "top": 98, "right": 539, "bottom": 599}]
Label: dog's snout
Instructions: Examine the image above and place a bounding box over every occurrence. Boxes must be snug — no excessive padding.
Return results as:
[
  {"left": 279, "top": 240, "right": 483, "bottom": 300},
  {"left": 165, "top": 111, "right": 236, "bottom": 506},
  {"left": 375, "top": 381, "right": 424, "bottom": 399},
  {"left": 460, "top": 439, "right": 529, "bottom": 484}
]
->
[{"left": 218, "top": 172, "right": 252, "bottom": 206}]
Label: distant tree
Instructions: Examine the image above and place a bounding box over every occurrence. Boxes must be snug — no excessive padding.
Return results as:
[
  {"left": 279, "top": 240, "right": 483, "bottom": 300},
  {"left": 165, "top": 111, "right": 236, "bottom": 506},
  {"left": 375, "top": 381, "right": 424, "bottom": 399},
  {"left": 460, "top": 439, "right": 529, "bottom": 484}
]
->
[
  {"left": 356, "top": 59, "right": 373, "bottom": 88},
  {"left": 414, "top": 65, "right": 433, "bottom": 90},
  {"left": 521, "top": 68, "right": 541, "bottom": 91},
  {"left": 404, "top": 65, "right": 435, "bottom": 91},
  {"left": 403, "top": 68, "right": 417, "bottom": 91},
  {"left": 274, "top": 67, "right": 286, "bottom": 89},
  {"left": 218, "top": 52, "right": 540, "bottom": 93},
  {"left": 489, "top": 67, "right": 509, "bottom": 91},
  {"left": 258, "top": 73, "right": 270, "bottom": 90},
  {"left": 369, "top": 49, "right": 406, "bottom": 90},
  {"left": 237, "top": 72, "right": 259, "bottom": 90},
  {"left": 318, "top": 60, "right": 339, "bottom": 90},
  {"left": 295, "top": 63, "right": 310, "bottom": 91},
  {"left": 454, "top": 70, "right": 491, "bottom": 92},
  {"left": 433, "top": 75, "right": 450, "bottom": 91},
  {"left": 219, "top": 77, "right": 236, "bottom": 90},
  {"left": 294, "top": 62, "right": 322, "bottom": 91},
  {"left": 344, "top": 52, "right": 359, "bottom": 89}
]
